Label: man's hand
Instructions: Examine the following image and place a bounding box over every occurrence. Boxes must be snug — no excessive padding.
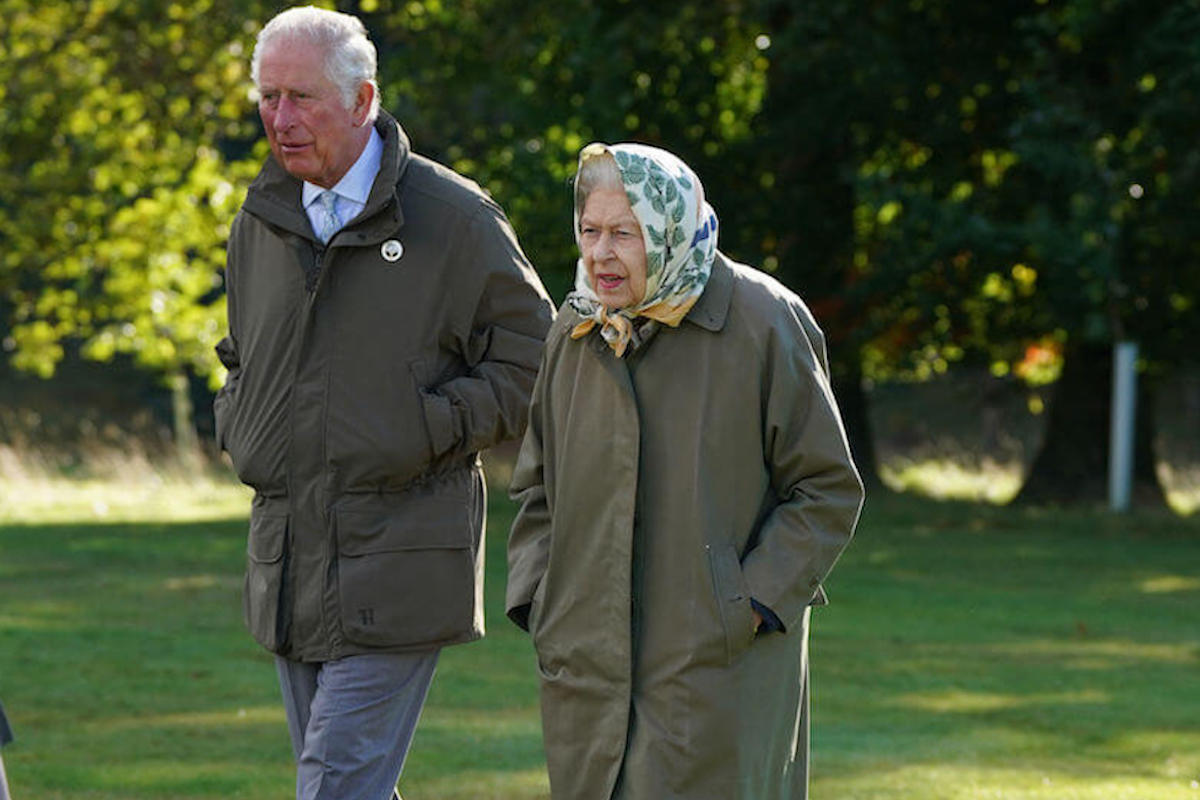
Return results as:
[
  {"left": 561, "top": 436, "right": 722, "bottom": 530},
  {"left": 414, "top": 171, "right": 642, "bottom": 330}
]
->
[{"left": 752, "top": 609, "right": 763, "bottom": 632}]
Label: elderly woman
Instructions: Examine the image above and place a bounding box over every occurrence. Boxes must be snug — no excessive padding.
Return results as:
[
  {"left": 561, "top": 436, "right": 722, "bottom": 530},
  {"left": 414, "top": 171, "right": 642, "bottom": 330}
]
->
[{"left": 506, "top": 142, "right": 864, "bottom": 800}]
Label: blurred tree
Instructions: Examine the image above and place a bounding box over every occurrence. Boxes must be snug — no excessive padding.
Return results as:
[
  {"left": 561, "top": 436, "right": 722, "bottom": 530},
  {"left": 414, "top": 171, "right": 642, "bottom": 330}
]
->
[
  {"left": 784, "top": 0, "right": 1200, "bottom": 505},
  {"left": 5, "top": 0, "right": 1197, "bottom": 504},
  {"left": 362, "top": 0, "right": 769, "bottom": 298},
  {"left": 0, "top": 0, "right": 264, "bottom": 453},
  {"left": 357, "top": 0, "right": 894, "bottom": 480}
]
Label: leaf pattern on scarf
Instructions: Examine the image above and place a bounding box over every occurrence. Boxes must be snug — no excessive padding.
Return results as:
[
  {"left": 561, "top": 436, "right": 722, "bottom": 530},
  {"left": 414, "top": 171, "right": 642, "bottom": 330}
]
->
[{"left": 567, "top": 142, "right": 720, "bottom": 357}]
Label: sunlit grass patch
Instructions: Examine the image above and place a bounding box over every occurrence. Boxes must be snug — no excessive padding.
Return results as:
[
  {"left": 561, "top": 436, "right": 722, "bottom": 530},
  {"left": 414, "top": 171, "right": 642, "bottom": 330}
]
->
[
  {"left": 882, "top": 456, "right": 1200, "bottom": 514},
  {"left": 889, "top": 688, "right": 1110, "bottom": 714},
  {"left": 1159, "top": 462, "right": 1200, "bottom": 515},
  {"left": 880, "top": 457, "right": 1023, "bottom": 504},
  {"left": 0, "top": 445, "right": 250, "bottom": 523},
  {"left": 1, "top": 477, "right": 1197, "bottom": 799},
  {"left": 814, "top": 763, "right": 1200, "bottom": 800}
]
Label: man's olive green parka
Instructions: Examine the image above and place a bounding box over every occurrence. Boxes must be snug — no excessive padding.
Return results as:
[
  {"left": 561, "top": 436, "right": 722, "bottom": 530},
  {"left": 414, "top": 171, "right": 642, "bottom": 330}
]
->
[
  {"left": 507, "top": 255, "right": 863, "bottom": 799},
  {"left": 216, "top": 113, "right": 554, "bottom": 662}
]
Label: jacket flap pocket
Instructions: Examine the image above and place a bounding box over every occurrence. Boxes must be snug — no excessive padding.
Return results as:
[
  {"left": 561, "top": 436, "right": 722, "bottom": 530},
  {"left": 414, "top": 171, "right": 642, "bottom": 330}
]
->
[
  {"left": 337, "top": 510, "right": 471, "bottom": 555},
  {"left": 247, "top": 512, "right": 287, "bottom": 564},
  {"left": 335, "top": 476, "right": 475, "bottom": 556}
]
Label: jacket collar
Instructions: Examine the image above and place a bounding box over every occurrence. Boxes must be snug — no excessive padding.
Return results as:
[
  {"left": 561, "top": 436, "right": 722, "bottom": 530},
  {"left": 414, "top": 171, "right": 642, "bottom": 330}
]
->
[
  {"left": 683, "top": 252, "right": 734, "bottom": 332},
  {"left": 241, "top": 111, "right": 411, "bottom": 243}
]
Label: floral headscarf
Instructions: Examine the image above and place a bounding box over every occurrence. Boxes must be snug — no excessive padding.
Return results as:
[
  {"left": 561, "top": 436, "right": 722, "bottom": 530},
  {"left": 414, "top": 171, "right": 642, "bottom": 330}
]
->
[{"left": 567, "top": 142, "right": 719, "bottom": 357}]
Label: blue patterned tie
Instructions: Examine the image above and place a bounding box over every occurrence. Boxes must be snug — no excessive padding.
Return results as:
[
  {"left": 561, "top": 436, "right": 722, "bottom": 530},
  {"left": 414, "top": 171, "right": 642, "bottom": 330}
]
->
[{"left": 317, "top": 190, "right": 340, "bottom": 243}]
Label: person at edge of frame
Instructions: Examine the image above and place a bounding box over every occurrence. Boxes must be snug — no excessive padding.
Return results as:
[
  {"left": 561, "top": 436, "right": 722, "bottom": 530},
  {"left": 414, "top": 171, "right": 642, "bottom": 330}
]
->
[{"left": 0, "top": 698, "right": 13, "bottom": 800}]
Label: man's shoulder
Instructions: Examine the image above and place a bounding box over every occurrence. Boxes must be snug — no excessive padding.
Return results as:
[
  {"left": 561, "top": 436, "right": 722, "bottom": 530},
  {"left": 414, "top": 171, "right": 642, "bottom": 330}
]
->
[{"left": 399, "top": 152, "right": 499, "bottom": 221}]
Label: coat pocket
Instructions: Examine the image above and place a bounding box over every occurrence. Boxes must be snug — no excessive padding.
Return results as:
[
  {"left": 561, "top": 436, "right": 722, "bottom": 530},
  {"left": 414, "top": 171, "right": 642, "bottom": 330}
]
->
[
  {"left": 413, "top": 361, "right": 463, "bottom": 463},
  {"left": 213, "top": 386, "right": 233, "bottom": 453},
  {"left": 334, "top": 488, "right": 477, "bottom": 648},
  {"left": 707, "top": 543, "right": 757, "bottom": 664},
  {"left": 243, "top": 509, "right": 289, "bottom": 653}
]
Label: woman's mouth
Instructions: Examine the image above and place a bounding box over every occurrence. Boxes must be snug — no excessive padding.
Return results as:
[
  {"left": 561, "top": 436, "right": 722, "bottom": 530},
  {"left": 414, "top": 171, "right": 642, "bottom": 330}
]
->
[{"left": 596, "top": 273, "right": 625, "bottom": 290}]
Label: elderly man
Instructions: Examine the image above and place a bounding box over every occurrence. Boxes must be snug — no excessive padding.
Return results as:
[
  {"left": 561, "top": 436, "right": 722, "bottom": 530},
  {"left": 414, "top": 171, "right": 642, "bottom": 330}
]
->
[{"left": 213, "top": 7, "right": 553, "bottom": 799}]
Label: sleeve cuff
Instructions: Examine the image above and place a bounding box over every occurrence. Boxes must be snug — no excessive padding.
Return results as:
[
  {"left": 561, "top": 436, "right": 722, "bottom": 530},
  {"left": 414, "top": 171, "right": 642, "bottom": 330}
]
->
[
  {"left": 751, "top": 598, "right": 786, "bottom": 635},
  {"left": 507, "top": 603, "right": 532, "bottom": 632}
]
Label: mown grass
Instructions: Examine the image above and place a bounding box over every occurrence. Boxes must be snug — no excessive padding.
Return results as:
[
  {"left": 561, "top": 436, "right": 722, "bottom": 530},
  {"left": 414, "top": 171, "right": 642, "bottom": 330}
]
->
[{"left": 0, "top": 481, "right": 1197, "bottom": 799}]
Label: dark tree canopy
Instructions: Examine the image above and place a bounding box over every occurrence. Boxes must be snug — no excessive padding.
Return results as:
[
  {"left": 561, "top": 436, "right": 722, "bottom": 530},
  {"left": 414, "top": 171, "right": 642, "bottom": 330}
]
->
[{"left": 3, "top": 0, "right": 1198, "bottom": 503}]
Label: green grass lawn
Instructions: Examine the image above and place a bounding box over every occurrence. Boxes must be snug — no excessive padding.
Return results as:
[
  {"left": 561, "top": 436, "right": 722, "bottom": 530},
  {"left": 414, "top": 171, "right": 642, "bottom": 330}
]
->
[{"left": 0, "top": 484, "right": 1197, "bottom": 799}]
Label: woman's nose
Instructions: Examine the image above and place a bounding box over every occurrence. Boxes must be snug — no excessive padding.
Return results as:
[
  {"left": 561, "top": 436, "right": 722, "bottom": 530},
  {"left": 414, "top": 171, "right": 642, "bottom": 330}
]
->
[{"left": 594, "top": 231, "right": 615, "bottom": 259}]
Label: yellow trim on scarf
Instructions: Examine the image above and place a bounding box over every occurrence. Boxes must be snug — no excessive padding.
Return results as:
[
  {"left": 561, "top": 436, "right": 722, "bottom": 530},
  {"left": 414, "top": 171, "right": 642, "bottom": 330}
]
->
[{"left": 570, "top": 295, "right": 700, "bottom": 358}]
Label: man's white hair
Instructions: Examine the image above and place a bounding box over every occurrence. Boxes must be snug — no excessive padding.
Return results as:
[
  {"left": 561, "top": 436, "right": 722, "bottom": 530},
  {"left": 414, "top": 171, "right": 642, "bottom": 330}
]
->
[{"left": 251, "top": 5, "right": 381, "bottom": 124}]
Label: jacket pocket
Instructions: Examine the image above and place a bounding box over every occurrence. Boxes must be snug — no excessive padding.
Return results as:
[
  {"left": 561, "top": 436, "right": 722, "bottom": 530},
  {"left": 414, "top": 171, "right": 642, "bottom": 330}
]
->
[
  {"left": 707, "top": 543, "right": 757, "bottom": 664},
  {"left": 413, "top": 359, "right": 463, "bottom": 462},
  {"left": 243, "top": 509, "right": 289, "bottom": 653},
  {"left": 334, "top": 482, "right": 477, "bottom": 648},
  {"left": 213, "top": 386, "right": 233, "bottom": 453}
]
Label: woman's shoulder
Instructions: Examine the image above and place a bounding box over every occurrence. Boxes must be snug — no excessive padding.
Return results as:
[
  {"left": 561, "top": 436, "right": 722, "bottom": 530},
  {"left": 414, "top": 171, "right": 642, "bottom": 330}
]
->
[
  {"left": 719, "top": 255, "right": 829, "bottom": 370},
  {"left": 721, "top": 255, "right": 820, "bottom": 332},
  {"left": 541, "top": 300, "right": 584, "bottom": 354}
]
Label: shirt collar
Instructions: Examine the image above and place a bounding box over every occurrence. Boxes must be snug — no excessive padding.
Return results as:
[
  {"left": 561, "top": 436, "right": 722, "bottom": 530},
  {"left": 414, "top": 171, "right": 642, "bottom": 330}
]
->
[{"left": 301, "top": 127, "right": 384, "bottom": 209}]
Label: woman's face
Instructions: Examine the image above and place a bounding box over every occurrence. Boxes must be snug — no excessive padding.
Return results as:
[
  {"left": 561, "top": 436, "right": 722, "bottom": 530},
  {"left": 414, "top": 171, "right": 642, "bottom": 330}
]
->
[{"left": 579, "top": 187, "right": 647, "bottom": 309}]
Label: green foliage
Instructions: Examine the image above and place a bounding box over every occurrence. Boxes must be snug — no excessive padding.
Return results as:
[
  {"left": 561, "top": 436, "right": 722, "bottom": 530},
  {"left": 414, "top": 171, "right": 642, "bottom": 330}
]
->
[
  {"left": 834, "top": 0, "right": 1200, "bottom": 380},
  {"left": 4, "top": 0, "right": 1200, "bottom": 412},
  {"left": 0, "top": 0, "right": 265, "bottom": 387},
  {"left": 362, "top": 0, "right": 769, "bottom": 300}
]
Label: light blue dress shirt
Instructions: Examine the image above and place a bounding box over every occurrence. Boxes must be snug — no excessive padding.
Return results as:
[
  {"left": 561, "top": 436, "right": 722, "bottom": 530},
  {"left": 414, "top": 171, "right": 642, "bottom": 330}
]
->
[{"left": 301, "top": 127, "right": 384, "bottom": 242}]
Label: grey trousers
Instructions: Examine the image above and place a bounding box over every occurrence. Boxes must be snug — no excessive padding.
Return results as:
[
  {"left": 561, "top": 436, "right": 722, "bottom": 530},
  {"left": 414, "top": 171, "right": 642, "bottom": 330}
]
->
[
  {"left": 276, "top": 651, "right": 440, "bottom": 800},
  {"left": 0, "top": 752, "right": 9, "bottom": 800}
]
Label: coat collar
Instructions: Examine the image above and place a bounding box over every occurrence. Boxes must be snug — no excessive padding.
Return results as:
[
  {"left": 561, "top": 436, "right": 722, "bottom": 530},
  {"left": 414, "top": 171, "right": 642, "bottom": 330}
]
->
[
  {"left": 682, "top": 252, "right": 734, "bottom": 332},
  {"left": 572, "top": 251, "right": 735, "bottom": 358},
  {"left": 241, "top": 111, "right": 411, "bottom": 243}
]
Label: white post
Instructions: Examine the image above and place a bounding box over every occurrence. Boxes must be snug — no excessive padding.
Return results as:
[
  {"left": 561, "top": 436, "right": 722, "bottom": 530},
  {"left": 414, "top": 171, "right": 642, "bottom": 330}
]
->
[{"left": 1108, "top": 341, "right": 1138, "bottom": 511}]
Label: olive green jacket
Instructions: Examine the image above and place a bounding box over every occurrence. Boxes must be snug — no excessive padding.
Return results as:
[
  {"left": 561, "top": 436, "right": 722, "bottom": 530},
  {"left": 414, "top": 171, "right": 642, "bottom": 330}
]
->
[
  {"left": 507, "top": 255, "right": 863, "bottom": 799},
  {"left": 215, "top": 113, "right": 553, "bottom": 661}
]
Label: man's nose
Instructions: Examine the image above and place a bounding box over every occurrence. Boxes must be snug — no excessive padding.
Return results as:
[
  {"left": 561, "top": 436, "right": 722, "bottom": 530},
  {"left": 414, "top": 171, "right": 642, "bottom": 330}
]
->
[{"left": 273, "top": 96, "right": 297, "bottom": 130}]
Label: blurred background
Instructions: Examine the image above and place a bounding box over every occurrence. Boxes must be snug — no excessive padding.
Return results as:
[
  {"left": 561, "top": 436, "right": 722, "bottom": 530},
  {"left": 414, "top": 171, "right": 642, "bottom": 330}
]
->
[
  {"left": 4, "top": 0, "right": 1199, "bottom": 515},
  {"left": 2, "top": 0, "right": 1199, "bottom": 514}
]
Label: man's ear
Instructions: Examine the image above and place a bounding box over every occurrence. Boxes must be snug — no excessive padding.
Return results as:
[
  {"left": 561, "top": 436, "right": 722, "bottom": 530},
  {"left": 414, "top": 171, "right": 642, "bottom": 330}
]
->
[{"left": 353, "top": 82, "right": 374, "bottom": 126}]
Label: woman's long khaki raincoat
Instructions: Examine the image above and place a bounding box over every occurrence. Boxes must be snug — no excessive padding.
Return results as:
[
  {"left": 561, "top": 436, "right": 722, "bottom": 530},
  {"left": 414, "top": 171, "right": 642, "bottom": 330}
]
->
[{"left": 507, "top": 254, "right": 864, "bottom": 800}]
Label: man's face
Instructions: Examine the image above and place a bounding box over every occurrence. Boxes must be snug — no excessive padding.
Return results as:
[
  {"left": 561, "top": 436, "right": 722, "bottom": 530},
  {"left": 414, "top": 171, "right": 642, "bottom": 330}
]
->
[{"left": 256, "top": 38, "right": 371, "bottom": 188}]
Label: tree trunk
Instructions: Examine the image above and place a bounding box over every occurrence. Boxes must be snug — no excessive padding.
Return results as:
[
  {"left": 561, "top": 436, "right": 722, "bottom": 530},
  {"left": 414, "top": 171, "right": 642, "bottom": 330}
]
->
[
  {"left": 833, "top": 357, "right": 883, "bottom": 491},
  {"left": 168, "top": 368, "right": 202, "bottom": 469},
  {"left": 1014, "top": 341, "right": 1165, "bottom": 507}
]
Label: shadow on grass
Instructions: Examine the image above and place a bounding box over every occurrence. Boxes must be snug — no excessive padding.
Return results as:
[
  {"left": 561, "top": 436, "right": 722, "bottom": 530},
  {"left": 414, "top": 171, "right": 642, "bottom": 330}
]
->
[
  {"left": 808, "top": 494, "right": 1200, "bottom": 795},
  {"left": 1, "top": 493, "right": 1197, "bottom": 798},
  {"left": 0, "top": 500, "right": 548, "bottom": 798}
]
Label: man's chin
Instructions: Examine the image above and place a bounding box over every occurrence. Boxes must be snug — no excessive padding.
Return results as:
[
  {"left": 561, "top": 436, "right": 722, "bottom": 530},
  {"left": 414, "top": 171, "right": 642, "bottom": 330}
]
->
[{"left": 280, "top": 157, "right": 319, "bottom": 183}]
